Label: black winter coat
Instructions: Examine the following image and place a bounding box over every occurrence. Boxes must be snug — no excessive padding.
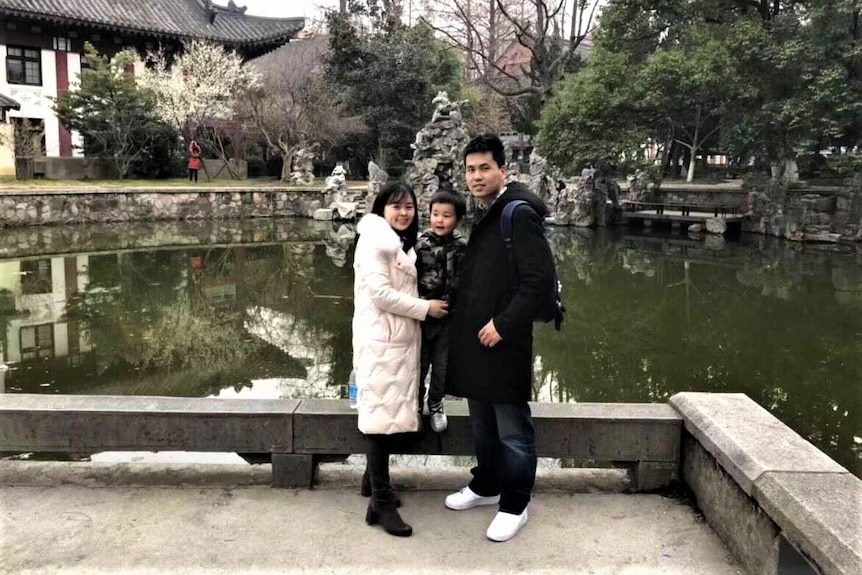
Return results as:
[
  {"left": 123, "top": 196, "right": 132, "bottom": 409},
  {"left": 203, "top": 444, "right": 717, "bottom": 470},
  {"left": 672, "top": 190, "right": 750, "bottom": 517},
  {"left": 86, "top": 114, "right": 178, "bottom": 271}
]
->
[{"left": 446, "top": 184, "right": 555, "bottom": 404}]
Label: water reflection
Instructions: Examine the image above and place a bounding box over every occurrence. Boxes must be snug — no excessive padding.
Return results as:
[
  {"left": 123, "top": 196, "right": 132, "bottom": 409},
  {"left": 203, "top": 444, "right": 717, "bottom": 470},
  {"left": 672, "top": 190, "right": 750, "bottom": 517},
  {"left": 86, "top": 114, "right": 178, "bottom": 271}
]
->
[{"left": 0, "top": 219, "right": 859, "bottom": 475}]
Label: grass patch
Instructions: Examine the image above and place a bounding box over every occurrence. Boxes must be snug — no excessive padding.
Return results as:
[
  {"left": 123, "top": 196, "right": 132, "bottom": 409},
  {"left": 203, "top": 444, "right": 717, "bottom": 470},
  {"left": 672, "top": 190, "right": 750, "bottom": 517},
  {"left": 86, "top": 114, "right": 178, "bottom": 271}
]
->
[{"left": 0, "top": 178, "right": 370, "bottom": 190}]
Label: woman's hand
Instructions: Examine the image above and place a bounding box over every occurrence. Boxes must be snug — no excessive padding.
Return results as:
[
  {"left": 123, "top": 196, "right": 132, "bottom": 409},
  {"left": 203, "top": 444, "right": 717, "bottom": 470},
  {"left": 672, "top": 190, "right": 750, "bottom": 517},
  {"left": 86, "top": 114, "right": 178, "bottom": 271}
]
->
[{"left": 427, "top": 299, "right": 449, "bottom": 319}]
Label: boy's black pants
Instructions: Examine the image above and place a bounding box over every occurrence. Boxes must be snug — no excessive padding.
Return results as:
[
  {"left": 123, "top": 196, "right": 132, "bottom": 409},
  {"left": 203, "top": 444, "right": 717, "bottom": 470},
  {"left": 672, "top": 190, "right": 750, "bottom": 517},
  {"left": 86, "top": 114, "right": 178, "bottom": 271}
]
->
[{"left": 419, "top": 319, "right": 449, "bottom": 408}]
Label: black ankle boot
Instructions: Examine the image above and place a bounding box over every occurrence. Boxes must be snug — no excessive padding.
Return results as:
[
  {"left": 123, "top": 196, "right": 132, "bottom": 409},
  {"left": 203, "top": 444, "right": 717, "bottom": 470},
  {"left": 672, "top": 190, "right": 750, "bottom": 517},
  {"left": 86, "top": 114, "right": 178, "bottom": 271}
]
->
[
  {"left": 361, "top": 470, "right": 401, "bottom": 507},
  {"left": 365, "top": 500, "right": 412, "bottom": 537}
]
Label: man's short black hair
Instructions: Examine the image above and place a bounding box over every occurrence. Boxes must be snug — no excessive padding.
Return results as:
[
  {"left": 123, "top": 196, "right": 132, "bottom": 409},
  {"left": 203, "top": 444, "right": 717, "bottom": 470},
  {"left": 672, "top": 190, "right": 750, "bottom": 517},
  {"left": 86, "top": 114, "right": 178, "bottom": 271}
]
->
[
  {"left": 429, "top": 189, "right": 467, "bottom": 220},
  {"left": 463, "top": 133, "right": 506, "bottom": 169}
]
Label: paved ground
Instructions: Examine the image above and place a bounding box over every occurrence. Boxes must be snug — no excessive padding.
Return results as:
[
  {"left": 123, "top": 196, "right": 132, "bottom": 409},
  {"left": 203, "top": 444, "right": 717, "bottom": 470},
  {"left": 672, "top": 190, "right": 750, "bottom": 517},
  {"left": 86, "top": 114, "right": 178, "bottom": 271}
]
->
[{"left": 0, "top": 461, "right": 743, "bottom": 575}]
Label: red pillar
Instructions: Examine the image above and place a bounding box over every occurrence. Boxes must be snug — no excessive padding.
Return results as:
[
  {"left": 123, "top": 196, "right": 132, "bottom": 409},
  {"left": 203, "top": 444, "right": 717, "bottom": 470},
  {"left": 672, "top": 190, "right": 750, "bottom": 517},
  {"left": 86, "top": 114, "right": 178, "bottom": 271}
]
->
[{"left": 55, "top": 50, "right": 72, "bottom": 157}]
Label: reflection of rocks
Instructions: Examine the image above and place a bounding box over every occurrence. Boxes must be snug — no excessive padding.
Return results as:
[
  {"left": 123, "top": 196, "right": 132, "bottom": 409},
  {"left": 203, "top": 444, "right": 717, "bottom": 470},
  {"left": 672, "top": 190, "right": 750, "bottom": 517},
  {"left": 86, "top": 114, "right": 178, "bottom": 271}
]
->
[
  {"left": 703, "top": 235, "right": 726, "bottom": 251},
  {"left": 545, "top": 227, "right": 620, "bottom": 285},
  {"left": 735, "top": 261, "right": 800, "bottom": 300},
  {"left": 405, "top": 91, "right": 469, "bottom": 214},
  {"left": 832, "top": 264, "right": 862, "bottom": 307},
  {"left": 324, "top": 224, "right": 356, "bottom": 268},
  {"left": 622, "top": 250, "right": 657, "bottom": 277},
  {"left": 244, "top": 306, "right": 340, "bottom": 399},
  {"left": 0, "top": 219, "right": 343, "bottom": 261}
]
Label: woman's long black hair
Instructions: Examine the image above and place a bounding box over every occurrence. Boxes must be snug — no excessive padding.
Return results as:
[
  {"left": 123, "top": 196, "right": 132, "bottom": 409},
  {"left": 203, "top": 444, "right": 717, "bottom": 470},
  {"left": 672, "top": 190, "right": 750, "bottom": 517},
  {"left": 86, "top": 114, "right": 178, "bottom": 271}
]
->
[{"left": 371, "top": 181, "right": 420, "bottom": 252}]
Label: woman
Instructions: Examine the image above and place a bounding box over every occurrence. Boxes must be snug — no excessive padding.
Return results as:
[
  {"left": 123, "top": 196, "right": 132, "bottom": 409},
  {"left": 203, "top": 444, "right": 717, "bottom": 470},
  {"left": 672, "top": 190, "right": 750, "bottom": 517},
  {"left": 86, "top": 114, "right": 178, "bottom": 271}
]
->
[
  {"left": 352, "top": 182, "right": 448, "bottom": 537},
  {"left": 188, "top": 140, "right": 201, "bottom": 183}
]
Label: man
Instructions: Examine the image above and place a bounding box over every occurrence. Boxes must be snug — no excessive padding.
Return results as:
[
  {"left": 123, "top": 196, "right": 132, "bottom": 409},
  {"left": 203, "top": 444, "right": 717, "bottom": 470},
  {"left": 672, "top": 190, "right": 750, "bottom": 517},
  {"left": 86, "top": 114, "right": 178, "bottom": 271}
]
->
[{"left": 444, "top": 134, "right": 556, "bottom": 542}]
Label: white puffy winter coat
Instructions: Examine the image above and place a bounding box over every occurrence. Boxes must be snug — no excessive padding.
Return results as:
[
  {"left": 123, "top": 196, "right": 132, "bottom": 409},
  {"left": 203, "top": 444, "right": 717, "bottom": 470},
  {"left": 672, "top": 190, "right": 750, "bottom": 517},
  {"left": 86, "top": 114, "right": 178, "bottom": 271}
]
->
[{"left": 353, "top": 214, "right": 430, "bottom": 435}]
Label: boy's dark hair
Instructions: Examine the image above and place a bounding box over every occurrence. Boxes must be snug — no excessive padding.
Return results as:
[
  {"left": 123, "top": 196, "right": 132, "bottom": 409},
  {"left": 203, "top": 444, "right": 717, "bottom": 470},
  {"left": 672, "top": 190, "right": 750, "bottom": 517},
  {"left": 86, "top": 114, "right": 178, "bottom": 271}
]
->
[
  {"left": 463, "top": 133, "right": 506, "bottom": 169},
  {"left": 371, "top": 181, "right": 419, "bottom": 251},
  {"left": 429, "top": 189, "right": 467, "bottom": 220}
]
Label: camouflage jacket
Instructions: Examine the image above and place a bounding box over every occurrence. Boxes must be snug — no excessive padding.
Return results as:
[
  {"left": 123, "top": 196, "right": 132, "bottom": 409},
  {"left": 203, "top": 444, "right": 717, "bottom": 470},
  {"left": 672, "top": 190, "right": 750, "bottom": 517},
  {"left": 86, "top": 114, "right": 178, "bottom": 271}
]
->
[{"left": 415, "top": 229, "right": 467, "bottom": 305}]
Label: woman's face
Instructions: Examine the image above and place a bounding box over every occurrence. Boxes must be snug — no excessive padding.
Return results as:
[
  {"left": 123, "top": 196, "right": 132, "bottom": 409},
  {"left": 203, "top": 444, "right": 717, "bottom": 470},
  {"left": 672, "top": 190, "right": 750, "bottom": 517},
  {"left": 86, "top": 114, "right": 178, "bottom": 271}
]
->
[{"left": 383, "top": 195, "right": 415, "bottom": 232}]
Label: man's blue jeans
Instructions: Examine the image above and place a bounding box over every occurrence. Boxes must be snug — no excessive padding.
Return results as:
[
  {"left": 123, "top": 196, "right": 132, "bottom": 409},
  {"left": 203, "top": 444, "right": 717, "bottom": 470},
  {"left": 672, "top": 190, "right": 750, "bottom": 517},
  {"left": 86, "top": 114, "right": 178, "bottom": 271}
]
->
[{"left": 467, "top": 399, "right": 537, "bottom": 514}]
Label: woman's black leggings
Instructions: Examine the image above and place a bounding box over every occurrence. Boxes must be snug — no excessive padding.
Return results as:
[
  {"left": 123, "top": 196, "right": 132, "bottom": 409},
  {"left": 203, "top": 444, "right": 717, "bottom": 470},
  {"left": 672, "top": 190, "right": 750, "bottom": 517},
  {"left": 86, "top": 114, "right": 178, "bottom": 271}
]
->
[
  {"left": 365, "top": 432, "right": 415, "bottom": 504},
  {"left": 188, "top": 168, "right": 198, "bottom": 182}
]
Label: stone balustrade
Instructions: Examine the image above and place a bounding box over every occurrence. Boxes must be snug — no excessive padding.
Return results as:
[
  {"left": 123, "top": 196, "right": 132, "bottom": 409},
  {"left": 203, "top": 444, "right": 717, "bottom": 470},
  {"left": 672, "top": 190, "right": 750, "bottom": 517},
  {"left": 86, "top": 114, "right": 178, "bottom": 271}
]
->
[{"left": 1, "top": 391, "right": 858, "bottom": 574}]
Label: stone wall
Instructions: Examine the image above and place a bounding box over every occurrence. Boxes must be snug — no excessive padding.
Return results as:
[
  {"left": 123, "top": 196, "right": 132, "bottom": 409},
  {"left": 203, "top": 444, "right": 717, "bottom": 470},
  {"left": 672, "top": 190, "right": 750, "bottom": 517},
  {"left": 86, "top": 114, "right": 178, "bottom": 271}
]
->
[
  {"left": 0, "top": 188, "right": 335, "bottom": 228},
  {"left": 658, "top": 188, "right": 747, "bottom": 209}
]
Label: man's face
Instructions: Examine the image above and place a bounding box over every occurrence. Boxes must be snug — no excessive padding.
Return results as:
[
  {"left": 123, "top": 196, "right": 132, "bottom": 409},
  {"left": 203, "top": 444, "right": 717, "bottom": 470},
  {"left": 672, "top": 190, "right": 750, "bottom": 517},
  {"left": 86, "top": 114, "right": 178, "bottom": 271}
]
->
[{"left": 465, "top": 152, "right": 506, "bottom": 204}]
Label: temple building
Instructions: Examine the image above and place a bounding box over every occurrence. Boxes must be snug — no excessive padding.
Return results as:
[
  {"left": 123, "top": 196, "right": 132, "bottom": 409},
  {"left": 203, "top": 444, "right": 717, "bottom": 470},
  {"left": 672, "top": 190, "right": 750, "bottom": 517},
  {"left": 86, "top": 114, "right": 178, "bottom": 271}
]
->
[{"left": 0, "top": 0, "right": 304, "bottom": 174}]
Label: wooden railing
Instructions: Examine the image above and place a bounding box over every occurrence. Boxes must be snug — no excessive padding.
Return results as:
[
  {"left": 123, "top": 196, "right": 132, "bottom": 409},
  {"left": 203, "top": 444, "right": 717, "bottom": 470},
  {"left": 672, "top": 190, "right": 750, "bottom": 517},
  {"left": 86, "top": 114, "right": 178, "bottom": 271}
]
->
[{"left": 622, "top": 200, "right": 740, "bottom": 217}]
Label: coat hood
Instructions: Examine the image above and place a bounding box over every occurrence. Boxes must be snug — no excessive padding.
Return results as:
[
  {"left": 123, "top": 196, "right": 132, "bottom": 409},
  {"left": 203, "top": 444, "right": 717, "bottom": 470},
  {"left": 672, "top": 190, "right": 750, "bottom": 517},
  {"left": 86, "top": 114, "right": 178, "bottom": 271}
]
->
[{"left": 356, "top": 213, "right": 403, "bottom": 255}]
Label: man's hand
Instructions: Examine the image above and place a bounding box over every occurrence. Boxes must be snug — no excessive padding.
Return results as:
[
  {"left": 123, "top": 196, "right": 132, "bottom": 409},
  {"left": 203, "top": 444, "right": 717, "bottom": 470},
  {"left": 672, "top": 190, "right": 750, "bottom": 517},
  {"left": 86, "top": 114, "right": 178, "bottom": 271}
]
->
[{"left": 478, "top": 319, "right": 502, "bottom": 348}]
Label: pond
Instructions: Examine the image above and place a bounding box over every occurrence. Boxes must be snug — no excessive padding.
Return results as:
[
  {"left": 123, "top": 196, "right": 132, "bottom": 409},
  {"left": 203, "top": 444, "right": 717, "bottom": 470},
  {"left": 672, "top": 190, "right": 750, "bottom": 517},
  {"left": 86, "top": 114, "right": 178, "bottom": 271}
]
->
[{"left": 0, "top": 218, "right": 859, "bottom": 476}]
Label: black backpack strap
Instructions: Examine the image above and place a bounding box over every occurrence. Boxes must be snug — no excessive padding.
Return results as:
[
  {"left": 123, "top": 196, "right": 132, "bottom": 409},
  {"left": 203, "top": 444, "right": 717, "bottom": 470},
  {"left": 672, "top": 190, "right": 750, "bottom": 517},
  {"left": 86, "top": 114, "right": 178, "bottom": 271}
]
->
[{"left": 500, "top": 200, "right": 530, "bottom": 292}]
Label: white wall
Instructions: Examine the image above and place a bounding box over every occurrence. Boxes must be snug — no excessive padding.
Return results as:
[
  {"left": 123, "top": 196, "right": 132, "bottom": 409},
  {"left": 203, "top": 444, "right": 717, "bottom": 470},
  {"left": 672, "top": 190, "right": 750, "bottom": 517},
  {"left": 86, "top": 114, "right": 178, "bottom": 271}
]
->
[
  {"left": 0, "top": 45, "right": 60, "bottom": 156},
  {"left": 66, "top": 51, "right": 83, "bottom": 157}
]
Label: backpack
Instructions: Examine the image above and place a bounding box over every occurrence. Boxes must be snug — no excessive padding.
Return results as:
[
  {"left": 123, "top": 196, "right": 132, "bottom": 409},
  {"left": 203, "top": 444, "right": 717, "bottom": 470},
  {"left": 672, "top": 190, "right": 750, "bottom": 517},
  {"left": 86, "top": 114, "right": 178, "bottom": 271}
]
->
[{"left": 500, "top": 200, "right": 566, "bottom": 331}]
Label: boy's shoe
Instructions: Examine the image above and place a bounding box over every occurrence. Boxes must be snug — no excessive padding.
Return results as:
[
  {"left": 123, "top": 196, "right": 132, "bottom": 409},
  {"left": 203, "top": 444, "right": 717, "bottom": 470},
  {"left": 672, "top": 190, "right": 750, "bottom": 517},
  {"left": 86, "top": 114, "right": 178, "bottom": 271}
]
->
[
  {"left": 444, "top": 486, "right": 500, "bottom": 510},
  {"left": 486, "top": 509, "right": 528, "bottom": 542},
  {"left": 429, "top": 400, "right": 448, "bottom": 432}
]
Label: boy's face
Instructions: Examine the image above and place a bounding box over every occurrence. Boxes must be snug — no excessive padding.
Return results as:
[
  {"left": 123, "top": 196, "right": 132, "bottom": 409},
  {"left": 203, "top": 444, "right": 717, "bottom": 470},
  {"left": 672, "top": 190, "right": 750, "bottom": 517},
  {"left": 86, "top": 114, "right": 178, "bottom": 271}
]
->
[
  {"left": 465, "top": 151, "right": 506, "bottom": 204},
  {"left": 430, "top": 202, "right": 458, "bottom": 237}
]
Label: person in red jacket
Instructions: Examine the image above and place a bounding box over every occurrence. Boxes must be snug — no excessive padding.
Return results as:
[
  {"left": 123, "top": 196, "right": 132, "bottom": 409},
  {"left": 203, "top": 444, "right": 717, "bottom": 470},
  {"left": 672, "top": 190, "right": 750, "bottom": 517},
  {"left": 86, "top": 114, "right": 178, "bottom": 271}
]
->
[{"left": 188, "top": 140, "right": 201, "bottom": 182}]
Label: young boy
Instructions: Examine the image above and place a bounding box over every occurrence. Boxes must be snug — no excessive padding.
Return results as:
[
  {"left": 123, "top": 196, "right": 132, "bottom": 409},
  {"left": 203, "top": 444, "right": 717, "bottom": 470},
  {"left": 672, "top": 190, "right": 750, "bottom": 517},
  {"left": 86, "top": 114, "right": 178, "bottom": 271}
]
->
[{"left": 415, "top": 189, "right": 468, "bottom": 432}]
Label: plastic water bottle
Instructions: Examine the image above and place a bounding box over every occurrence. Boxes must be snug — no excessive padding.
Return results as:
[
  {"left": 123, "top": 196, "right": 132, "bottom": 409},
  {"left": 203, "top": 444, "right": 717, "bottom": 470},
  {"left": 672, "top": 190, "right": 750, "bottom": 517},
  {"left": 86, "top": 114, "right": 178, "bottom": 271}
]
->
[{"left": 348, "top": 369, "right": 358, "bottom": 409}]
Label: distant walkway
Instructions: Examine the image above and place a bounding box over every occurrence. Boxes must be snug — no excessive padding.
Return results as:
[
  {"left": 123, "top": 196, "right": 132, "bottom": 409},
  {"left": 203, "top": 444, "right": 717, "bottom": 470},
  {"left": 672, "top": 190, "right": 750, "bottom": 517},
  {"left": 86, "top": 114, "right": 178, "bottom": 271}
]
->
[{"left": 0, "top": 462, "right": 740, "bottom": 575}]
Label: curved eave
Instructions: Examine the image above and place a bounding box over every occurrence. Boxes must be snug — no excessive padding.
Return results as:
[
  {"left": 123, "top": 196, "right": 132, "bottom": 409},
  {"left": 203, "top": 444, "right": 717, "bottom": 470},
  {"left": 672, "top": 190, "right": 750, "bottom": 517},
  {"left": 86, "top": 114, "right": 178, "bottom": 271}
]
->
[
  {"left": 0, "top": 93, "right": 20, "bottom": 110},
  {"left": 0, "top": 8, "right": 304, "bottom": 50}
]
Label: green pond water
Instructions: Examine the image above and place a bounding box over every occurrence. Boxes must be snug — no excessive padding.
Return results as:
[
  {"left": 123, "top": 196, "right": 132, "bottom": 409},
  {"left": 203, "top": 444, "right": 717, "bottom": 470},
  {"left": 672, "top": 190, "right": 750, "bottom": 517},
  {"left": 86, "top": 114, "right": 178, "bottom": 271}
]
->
[{"left": 0, "top": 218, "right": 859, "bottom": 475}]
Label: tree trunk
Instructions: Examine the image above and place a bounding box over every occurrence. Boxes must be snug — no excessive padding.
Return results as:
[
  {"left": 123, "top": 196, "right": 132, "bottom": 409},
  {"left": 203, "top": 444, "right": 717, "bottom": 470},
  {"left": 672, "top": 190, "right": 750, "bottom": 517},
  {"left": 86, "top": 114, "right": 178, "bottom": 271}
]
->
[
  {"left": 662, "top": 140, "right": 675, "bottom": 178},
  {"left": 686, "top": 123, "right": 700, "bottom": 183},
  {"left": 770, "top": 157, "right": 799, "bottom": 183},
  {"left": 281, "top": 150, "right": 293, "bottom": 182},
  {"left": 686, "top": 149, "right": 697, "bottom": 183},
  {"left": 488, "top": 0, "right": 497, "bottom": 70}
]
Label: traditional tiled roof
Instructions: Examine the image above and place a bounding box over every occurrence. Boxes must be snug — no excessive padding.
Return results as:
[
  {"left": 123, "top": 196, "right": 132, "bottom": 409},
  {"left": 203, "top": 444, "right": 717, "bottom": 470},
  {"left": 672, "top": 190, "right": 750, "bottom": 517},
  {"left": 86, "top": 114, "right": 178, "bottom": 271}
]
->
[
  {"left": 0, "top": 0, "right": 304, "bottom": 48},
  {"left": 0, "top": 92, "right": 20, "bottom": 109},
  {"left": 252, "top": 35, "right": 328, "bottom": 77}
]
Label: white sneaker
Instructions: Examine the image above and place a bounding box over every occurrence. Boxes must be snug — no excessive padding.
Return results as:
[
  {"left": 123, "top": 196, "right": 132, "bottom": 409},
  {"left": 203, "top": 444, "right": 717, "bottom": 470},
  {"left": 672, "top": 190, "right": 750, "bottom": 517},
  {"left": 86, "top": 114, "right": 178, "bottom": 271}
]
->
[
  {"left": 485, "top": 509, "right": 528, "bottom": 542},
  {"left": 444, "top": 486, "right": 500, "bottom": 510},
  {"left": 429, "top": 400, "right": 447, "bottom": 432}
]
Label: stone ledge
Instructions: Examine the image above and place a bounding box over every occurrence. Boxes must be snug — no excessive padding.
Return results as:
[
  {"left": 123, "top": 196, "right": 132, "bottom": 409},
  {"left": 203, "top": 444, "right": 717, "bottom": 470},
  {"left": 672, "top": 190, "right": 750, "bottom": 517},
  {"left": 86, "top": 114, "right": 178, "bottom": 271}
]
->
[
  {"left": 669, "top": 392, "right": 846, "bottom": 495},
  {"left": 754, "top": 471, "right": 862, "bottom": 575},
  {"left": 0, "top": 460, "right": 631, "bottom": 492}
]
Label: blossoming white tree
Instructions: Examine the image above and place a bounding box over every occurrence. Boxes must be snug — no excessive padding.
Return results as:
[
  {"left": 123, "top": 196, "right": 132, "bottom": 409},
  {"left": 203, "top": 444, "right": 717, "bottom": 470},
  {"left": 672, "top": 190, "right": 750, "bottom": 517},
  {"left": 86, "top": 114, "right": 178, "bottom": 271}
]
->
[{"left": 139, "top": 40, "right": 260, "bottom": 179}]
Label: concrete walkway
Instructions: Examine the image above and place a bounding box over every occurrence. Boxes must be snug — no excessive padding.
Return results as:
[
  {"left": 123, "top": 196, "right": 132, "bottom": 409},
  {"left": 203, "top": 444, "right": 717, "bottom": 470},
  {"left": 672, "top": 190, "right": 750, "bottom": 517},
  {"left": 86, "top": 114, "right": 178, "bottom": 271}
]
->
[{"left": 0, "top": 461, "right": 742, "bottom": 575}]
